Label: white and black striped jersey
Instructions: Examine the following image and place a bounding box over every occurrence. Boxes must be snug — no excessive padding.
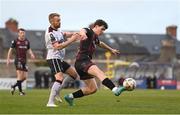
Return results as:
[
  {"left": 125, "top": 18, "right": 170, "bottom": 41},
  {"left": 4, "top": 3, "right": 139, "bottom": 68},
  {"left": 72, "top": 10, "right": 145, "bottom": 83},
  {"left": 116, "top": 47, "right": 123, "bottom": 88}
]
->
[{"left": 45, "top": 26, "right": 65, "bottom": 60}]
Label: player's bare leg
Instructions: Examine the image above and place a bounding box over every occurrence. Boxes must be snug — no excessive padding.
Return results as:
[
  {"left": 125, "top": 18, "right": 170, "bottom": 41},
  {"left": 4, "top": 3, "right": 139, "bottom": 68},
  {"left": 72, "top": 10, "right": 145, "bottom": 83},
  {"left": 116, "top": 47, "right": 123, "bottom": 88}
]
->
[
  {"left": 11, "top": 70, "right": 25, "bottom": 95},
  {"left": 64, "top": 65, "right": 125, "bottom": 106},
  {"left": 64, "top": 78, "right": 97, "bottom": 106},
  {"left": 81, "top": 79, "right": 98, "bottom": 95},
  {"left": 54, "top": 66, "right": 79, "bottom": 103},
  {"left": 65, "top": 66, "right": 79, "bottom": 80},
  {"left": 87, "top": 65, "right": 126, "bottom": 96},
  {"left": 18, "top": 71, "right": 27, "bottom": 96}
]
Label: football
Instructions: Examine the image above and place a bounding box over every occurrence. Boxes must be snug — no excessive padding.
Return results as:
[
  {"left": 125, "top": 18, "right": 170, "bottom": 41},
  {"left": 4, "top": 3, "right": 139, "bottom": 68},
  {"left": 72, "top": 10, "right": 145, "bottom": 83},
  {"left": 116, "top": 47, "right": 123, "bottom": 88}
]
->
[{"left": 123, "top": 78, "right": 136, "bottom": 91}]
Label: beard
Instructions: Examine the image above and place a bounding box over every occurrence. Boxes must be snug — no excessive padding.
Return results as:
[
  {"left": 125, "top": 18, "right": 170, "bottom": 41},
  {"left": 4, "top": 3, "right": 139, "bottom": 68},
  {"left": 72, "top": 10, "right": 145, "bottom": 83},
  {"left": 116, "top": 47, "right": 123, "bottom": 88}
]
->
[{"left": 54, "top": 24, "right": 60, "bottom": 29}]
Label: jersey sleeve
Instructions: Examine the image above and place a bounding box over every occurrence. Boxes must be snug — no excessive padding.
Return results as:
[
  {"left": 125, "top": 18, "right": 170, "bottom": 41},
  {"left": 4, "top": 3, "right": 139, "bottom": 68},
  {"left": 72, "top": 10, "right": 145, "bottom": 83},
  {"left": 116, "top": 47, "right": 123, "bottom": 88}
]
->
[
  {"left": 83, "top": 28, "right": 91, "bottom": 38},
  {"left": 27, "top": 40, "right": 30, "bottom": 49},
  {"left": 10, "top": 40, "right": 16, "bottom": 48}
]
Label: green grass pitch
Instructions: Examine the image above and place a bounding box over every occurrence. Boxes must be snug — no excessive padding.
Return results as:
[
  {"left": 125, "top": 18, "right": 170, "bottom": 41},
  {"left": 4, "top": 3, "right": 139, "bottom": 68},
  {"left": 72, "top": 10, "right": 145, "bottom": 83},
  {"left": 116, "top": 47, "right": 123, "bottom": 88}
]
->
[{"left": 0, "top": 89, "right": 180, "bottom": 114}]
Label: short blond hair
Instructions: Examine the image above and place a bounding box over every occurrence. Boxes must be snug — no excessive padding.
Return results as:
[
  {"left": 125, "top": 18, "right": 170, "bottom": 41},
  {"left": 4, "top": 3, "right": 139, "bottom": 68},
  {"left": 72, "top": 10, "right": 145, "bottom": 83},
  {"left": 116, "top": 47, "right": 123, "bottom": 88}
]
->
[{"left": 48, "top": 13, "right": 60, "bottom": 23}]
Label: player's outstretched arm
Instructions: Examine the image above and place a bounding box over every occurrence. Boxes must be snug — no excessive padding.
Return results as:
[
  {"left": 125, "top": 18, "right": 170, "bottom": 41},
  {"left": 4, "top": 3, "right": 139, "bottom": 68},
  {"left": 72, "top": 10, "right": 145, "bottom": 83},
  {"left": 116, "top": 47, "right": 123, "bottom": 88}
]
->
[
  {"left": 6, "top": 48, "right": 13, "bottom": 66},
  {"left": 63, "top": 29, "right": 87, "bottom": 40},
  {"left": 53, "top": 33, "right": 80, "bottom": 50},
  {"left": 98, "top": 41, "right": 120, "bottom": 55},
  {"left": 63, "top": 32, "right": 74, "bottom": 38}
]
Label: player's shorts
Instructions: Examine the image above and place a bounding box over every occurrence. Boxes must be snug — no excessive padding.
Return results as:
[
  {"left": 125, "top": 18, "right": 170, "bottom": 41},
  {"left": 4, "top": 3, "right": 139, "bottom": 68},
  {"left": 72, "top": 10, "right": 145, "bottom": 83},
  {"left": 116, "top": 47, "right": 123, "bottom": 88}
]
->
[
  {"left": 14, "top": 60, "right": 28, "bottom": 72},
  {"left": 47, "top": 59, "right": 71, "bottom": 75},
  {"left": 75, "top": 58, "right": 95, "bottom": 80}
]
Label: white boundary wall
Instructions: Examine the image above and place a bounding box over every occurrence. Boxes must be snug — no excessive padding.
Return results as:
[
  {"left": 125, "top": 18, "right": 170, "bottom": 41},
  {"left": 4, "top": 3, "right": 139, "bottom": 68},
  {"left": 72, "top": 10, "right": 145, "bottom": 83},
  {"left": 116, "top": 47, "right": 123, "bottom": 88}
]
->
[{"left": 0, "top": 78, "right": 26, "bottom": 90}]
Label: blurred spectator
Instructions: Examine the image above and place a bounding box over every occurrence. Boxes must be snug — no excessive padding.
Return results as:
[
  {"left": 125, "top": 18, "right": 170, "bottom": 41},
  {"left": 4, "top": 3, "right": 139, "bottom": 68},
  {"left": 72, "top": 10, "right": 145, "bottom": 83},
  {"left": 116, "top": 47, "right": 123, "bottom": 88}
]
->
[
  {"left": 146, "top": 76, "right": 151, "bottom": 88},
  {"left": 43, "top": 71, "right": 50, "bottom": 88},
  {"left": 34, "top": 70, "right": 56, "bottom": 89},
  {"left": 34, "top": 71, "right": 42, "bottom": 88},
  {"left": 153, "top": 75, "right": 157, "bottom": 88},
  {"left": 146, "top": 76, "right": 157, "bottom": 89}
]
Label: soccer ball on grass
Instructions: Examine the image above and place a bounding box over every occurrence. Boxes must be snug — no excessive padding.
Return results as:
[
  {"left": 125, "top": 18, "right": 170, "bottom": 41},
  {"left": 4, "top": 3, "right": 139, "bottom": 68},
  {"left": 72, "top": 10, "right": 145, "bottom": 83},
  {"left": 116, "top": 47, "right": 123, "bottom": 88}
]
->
[{"left": 123, "top": 78, "right": 136, "bottom": 91}]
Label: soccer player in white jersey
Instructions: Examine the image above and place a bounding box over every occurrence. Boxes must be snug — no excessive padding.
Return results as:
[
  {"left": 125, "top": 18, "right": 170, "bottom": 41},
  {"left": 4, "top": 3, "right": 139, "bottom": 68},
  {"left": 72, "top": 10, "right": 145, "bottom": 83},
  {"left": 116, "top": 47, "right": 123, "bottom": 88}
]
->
[{"left": 45, "top": 13, "right": 81, "bottom": 107}]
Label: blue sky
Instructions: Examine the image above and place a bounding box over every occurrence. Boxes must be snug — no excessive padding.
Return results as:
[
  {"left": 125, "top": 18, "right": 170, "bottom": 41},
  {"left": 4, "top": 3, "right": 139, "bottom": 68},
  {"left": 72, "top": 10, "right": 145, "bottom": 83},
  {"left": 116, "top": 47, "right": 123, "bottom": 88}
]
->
[{"left": 0, "top": 0, "right": 179, "bottom": 40}]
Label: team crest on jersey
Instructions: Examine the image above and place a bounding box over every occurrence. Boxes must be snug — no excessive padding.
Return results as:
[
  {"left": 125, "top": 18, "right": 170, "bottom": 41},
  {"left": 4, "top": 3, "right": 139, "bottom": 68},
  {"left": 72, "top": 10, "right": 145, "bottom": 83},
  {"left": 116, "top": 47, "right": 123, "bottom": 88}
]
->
[{"left": 17, "top": 41, "right": 20, "bottom": 45}]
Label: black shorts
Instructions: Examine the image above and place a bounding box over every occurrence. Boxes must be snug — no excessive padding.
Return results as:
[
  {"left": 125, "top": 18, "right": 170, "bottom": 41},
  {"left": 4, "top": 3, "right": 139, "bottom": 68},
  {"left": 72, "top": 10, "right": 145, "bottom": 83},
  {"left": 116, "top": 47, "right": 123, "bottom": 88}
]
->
[
  {"left": 75, "top": 58, "right": 95, "bottom": 80},
  {"left": 47, "top": 59, "right": 71, "bottom": 75},
  {"left": 14, "top": 60, "right": 28, "bottom": 72}
]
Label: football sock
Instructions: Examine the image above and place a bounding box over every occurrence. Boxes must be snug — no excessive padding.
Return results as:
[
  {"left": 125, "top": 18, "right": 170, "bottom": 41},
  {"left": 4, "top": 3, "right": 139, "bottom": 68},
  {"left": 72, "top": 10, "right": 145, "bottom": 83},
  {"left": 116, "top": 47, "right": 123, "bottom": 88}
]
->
[
  {"left": 70, "top": 75, "right": 76, "bottom": 80},
  {"left": 47, "top": 80, "right": 62, "bottom": 104},
  {"left": 102, "top": 78, "right": 116, "bottom": 90},
  {"left": 72, "top": 89, "right": 84, "bottom": 98},
  {"left": 17, "top": 80, "right": 22, "bottom": 92},
  {"left": 12, "top": 81, "right": 19, "bottom": 88},
  {"left": 56, "top": 76, "right": 74, "bottom": 96}
]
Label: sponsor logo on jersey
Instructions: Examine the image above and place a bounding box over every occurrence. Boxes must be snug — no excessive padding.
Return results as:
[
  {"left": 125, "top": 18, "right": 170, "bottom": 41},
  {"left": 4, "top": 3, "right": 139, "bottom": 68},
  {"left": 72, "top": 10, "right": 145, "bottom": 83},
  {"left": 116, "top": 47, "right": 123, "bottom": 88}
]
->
[{"left": 19, "top": 46, "right": 27, "bottom": 49}]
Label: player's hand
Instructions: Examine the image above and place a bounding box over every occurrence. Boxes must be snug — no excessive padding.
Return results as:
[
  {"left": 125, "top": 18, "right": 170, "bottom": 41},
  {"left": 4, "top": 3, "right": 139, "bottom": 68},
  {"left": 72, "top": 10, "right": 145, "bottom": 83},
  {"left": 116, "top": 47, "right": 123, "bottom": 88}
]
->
[
  {"left": 6, "top": 59, "right": 10, "bottom": 66},
  {"left": 31, "top": 54, "right": 35, "bottom": 59},
  {"left": 79, "top": 29, "right": 87, "bottom": 40},
  {"left": 79, "top": 33, "right": 87, "bottom": 40},
  {"left": 111, "top": 49, "right": 120, "bottom": 55},
  {"left": 71, "top": 33, "right": 81, "bottom": 42}
]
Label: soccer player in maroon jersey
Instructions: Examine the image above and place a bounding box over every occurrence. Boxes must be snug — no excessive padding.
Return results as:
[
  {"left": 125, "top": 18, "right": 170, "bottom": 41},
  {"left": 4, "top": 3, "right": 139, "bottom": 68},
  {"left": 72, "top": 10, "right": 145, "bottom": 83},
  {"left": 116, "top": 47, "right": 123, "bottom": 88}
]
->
[
  {"left": 7, "top": 28, "right": 35, "bottom": 95},
  {"left": 64, "top": 19, "right": 127, "bottom": 106}
]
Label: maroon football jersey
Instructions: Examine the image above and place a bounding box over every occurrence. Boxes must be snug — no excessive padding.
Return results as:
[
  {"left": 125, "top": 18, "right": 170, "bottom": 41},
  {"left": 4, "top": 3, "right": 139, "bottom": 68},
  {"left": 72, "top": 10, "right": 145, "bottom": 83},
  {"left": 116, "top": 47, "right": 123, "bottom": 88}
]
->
[
  {"left": 11, "top": 38, "right": 30, "bottom": 63},
  {"left": 76, "top": 28, "right": 100, "bottom": 60}
]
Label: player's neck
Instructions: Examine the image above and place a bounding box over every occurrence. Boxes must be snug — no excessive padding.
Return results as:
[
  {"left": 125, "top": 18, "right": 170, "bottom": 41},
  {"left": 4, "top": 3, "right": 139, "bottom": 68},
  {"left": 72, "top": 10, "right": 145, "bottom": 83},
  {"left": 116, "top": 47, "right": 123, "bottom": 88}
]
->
[
  {"left": 92, "top": 28, "right": 98, "bottom": 35},
  {"left": 50, "top": 25, "right": 58, "bottom": 31},
  {"left": 18, "top": 37, "right": 25, "bottom": 41}
]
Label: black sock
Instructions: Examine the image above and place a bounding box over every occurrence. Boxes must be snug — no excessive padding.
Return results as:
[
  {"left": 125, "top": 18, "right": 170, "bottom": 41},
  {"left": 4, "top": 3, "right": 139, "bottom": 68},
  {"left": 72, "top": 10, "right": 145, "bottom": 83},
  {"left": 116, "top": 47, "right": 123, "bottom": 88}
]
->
[
  {"left": 17, "top": 80, "right": 22, "bottom": 92},
  {"left": 70, "top": 75, "right": 76, "bottom": 80},
  {"left": 55, "top": 80, "right": 62, "bottom": 84},
  {"left": 72, "top": 89, "right": 84, "bottom": 98},
  {"left": 12, "top": 81, "right": 19, "bottom": 88},
  {"left": 102, "top": 78, "right": 115, "bottom": 90}
]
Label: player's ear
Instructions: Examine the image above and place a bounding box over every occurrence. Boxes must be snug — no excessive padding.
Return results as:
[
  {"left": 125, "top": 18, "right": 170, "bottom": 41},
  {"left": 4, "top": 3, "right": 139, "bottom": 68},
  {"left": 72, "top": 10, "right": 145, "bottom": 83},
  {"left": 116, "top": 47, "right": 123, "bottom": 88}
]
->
[{"left": 50, "top": 18, "right": 54, "bottom": 24}]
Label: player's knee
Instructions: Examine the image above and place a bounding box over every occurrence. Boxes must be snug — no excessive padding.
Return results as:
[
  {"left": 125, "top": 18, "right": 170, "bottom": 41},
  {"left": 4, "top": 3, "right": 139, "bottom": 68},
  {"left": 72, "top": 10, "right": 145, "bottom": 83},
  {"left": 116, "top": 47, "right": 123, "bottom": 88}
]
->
[
  {"left": 89, "top": 87, "right": 97, "bottom": 94},
  {"left": 55, "top": 74, "right": 63, "bottom": 81},
  {"left": 84, "top": 87, "right": 97, "bottom": 95},
  {"left": 23, "top": 77, "right": 26, "bottom": 81},
  {"left": 91, "top": 87, "right": 97, "bottom": 93}
]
